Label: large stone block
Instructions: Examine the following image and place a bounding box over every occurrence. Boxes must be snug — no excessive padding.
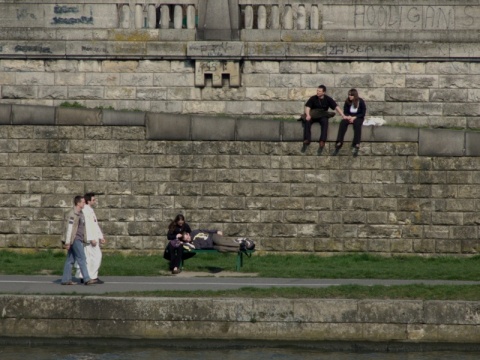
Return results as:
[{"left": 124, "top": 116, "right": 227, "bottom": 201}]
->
[
  {"left": 466, "top": 132, "right": 480, "bottom": 156},
  {"left": 419, "top": 129, "right": 464, "bottom": 156},
  {"left": 102, "top": 109, "right": 145, "bottom": 126},
  {"left": 282, "top": 121, "right": 304, "bottom": 142},
  {"left": 236, "top": 118, "right": 281, "bottom": 141},
  {"left": 12, "top": 105, "right": 55, "bottom": 125},
  {"left": 56, "top": 107, "right": 102, "bottom": 125},
  {"left": 146, "top": 113, "right": 191, "bottom": 140},
  {"left": 0, "top": 104, "right": 12, "bottom": 124},
  {"left": 370, "top": 126, "right": 418, "bottom": 142},
  {"left": 191, "top": 116, "right": 235, "bottom": 141}
]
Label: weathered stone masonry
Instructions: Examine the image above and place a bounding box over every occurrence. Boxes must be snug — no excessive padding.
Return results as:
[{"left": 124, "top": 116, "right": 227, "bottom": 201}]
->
[
  {"left": 2, "top": 295, "right": 480, "bottom": 344},
  {"left": 2, "top": 0, "right": 480, "bottom": 129},
  {"left": 1, "top": 105, "right": 480, "bottom": 255},
  {"left": 2, "top": 0, "right": 480, "bottom": 255}
]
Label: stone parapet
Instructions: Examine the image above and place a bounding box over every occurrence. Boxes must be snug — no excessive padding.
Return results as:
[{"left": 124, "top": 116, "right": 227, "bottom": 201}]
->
[{"left": 1, "top": 295, "right": 480, "bottom": 343}]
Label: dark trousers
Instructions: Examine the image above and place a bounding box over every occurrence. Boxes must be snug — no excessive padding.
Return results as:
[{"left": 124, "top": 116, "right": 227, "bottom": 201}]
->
[
  {"left": 303, "top": 117, "right": 329, "bottom": 143},
  {"left": 335, "top": 118, "right": 364, "bottom": 147},
  {"left": 167, "top": 242, "right": 183, "bottom": 270},
  {"left": 164, "top": 242, "right": 196, "bottom": 270}
]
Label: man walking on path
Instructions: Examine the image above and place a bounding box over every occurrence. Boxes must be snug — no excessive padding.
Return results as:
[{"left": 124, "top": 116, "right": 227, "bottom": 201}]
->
[
  {"left": 76, "top": 192, "right": 106, "bottom": 284},
  {"left": 61, "top": 195, "right": 97, "bottom": 285}
]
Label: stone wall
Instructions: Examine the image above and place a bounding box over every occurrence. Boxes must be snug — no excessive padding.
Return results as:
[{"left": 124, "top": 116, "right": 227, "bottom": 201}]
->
[
  {"left": 1, "top": 105, "right": 480, "bottom": 255},
  {"left": 2, "top": 295, "right": 480, "bottom": 343},
  {"left": 2, "top": 58, "right": 480, "bottom": 129},
  {"left": 2, "top": 0, "right": 480, "bottom": 128}
]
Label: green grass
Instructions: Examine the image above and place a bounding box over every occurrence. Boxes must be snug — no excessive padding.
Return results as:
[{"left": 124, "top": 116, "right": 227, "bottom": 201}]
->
[
  {"left": 2, "top": 250, "right": 480, "bottom": 280},
  {"left": 103, "top": 284, "right": 480, "bottom": 301},
  {"left": 2, "top": 250, "right": 479, "bottom": 300},
  {"left": 59, "top": 101, "right": 86, "bottom": 108}
]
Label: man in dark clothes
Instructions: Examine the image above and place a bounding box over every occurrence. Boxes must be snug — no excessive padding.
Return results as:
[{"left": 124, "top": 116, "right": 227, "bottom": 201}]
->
[{"left": 300, "top": 84, "right": 346, "bottom": 152}]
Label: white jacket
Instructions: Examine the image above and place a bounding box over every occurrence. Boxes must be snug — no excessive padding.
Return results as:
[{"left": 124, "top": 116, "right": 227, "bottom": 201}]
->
[{"left": 83, "top": 204, "right": 103, "bottom": 242}]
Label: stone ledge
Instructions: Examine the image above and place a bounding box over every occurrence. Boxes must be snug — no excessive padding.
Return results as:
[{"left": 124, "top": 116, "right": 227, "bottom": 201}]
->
[
  {"left": 1, "top": 105, "right": 478, "bottom": 151},
  {"left": 12, "top": 105, "right": 55, "bottom": 125},
  {"left": 191, "top": 116, "right": 236, "bottom": 141},
  {"left": 56, "top": 107, "right": 102, "bottom": 126},
  {"left": 0, "top": 295, "right": 479, "bottom": 343},
  {"left": 0, "top": 104, "right": 12, "bottom": 125},
  {"left": 102, "top": 110, "right": 145, "bottom": 126}
]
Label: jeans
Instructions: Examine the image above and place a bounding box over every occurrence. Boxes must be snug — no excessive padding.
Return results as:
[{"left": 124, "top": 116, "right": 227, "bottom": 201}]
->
[{"left": 62, "top": 239, "right": 91, "bottom": 283}]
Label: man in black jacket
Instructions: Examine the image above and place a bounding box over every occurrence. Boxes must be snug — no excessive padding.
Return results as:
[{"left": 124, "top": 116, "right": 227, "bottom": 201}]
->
[{"left": 300, "top": 84, "right": 346, "bottom": 153}]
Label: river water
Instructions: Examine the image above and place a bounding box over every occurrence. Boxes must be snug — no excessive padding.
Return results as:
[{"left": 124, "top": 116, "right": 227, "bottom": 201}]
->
[{"left": 2, "top": 345, "right": 480, "bottom": 360}]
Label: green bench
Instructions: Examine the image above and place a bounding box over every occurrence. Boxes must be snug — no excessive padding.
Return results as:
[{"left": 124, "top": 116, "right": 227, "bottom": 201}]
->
[{"left": 179, "top": 249, "right": 255, "bottom": 271}]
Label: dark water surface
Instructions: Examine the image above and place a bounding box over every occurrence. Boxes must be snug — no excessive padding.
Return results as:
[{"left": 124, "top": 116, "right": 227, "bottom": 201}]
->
[{"left": 2, "top": 345, "right": 480, "bottom": 360}]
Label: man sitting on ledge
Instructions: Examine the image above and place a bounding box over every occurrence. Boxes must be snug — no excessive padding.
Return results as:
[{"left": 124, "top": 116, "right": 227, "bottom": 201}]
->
[{"left": 299, "top": 84, "right": 346, "bottom": 154}]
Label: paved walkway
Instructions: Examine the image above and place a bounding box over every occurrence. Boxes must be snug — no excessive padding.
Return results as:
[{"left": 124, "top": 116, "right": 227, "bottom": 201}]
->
[{"left": 1, "top": 274, "right": 479, "bottom": 295}]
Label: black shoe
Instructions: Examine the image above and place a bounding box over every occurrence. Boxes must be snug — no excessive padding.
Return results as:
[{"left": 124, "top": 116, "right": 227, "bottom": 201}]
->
[
  {"left": 84, "top": 279, "right": 98, "bottom": 285},
  {"left": 332, "top": 148, "right": 340, "bottom": 156},
  {"left": 80, "top": 279, "right": 84, "bottom": 284},
  {"left": 94, "top": 278, "right": 104, "bottom": 284},
  {"left": 317, "top": 146, "right": 324, "bottom": 155},
  {"left": 352, "top": 147, "right": 359, "bottom": 157},
  {"left": 301, "top": 144, "right": 308, "bottom": 153}
]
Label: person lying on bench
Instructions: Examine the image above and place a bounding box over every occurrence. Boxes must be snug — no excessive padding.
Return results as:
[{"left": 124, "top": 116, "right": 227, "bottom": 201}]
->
[{"left": 182, "top": 229, "right": 245, "bottom": 253}]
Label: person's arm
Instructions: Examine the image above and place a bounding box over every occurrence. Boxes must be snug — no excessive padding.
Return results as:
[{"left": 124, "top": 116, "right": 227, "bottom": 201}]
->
[
  {"left": 336, "top": 105, "right": 346, "bottom": 119},
  {"left": 327, "top": 96, "right": 345, "bottom": 118},
  {"left": 305, "top": 106, "right": 312, "bottom": 121},
  {"left": 167, "top": 230, "right": 178, "bottom": 240},
  {"left": 304, "top": 97, "right": 315, "bottom": 121}
]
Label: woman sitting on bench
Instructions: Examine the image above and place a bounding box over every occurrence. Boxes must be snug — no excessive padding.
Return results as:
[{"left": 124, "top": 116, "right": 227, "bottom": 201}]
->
[{"left": 165, "top": 214, "right": 194, "bottom": 274}]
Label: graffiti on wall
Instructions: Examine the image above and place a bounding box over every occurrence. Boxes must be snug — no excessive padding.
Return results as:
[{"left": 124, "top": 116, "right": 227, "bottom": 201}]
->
[
  {"left": 15, "top": 45, "right": 52, "bottom": 54},
  {"left": 51, "top": 5, "right": 94, "bottom": 25},
  {"left": 353, "top": 5, "right": 475, "bottom": 29}
]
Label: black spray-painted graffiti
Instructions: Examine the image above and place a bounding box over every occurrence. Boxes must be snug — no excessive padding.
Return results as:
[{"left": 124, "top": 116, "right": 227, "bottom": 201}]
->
[
  {"left": 51, "top": 5, "right": 94, "bottom": 26},
  {"left": 54, "top": 5, "right": 79, "bottom": 14},
  {"left": 353, "top": 5, "right": 475, "bottom": 29},
  {"left": 197, "top": 61, "right": 229, "bottom": 73},
  {"left": 52, "top": 16, "right": 94, "bottom": 25},
  {"left": 190, "top": 43, "right": 240, "bottom": 57},
  {"left": 81, "top": 46, "right": 107, "bottom": 53},
  {"left": 15, "top": 45, "right": 52, "bottom": 54},
  {"left": 328, "top": 44, "right": 410, "bottom": 56}
]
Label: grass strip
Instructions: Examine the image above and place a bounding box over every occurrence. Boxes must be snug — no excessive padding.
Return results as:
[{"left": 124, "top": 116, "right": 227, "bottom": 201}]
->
[
  {"left": 2, "top": 250, "right": 480, "bottom": 281},
  {"left": 93, "top": 284, "right": 480, "bottom": 301},
  {"left": 2, "top": 251, "right": 480, "bottom": 300}
]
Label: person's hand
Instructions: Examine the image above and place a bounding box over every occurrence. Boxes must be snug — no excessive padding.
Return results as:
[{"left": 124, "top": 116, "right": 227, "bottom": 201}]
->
[
  {"left": 217, "top": 231, "right": 223, "bottom": 236},
  {"left": 63, "top": 243, "right": 70, "bottom": 250},
  {"left": 176, "top": 233, "right": 182, "bottom": 239},
  {"left": 91, "top": 240, "right": 97, "bottom": 247},
  {"left": 306, "top": 114, "right": 311, "bottom": 121},
  {"left": 100, "top": 238, "right": 106, "bottom": 244}
]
